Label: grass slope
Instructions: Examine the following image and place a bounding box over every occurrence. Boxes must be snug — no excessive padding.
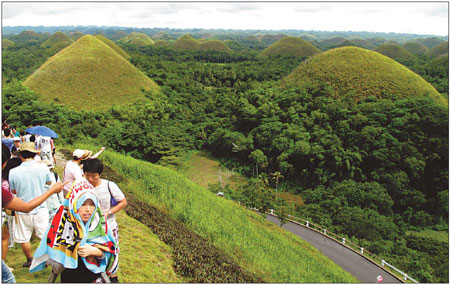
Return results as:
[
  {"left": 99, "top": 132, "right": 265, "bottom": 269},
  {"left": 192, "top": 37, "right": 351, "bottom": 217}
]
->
[
  {"left": 198, "top": 40, "right": 232, "bottom": 53},
  {"left": 23, "top": 35, "right": 159, "bottom": 111},
  {"left": 260, "top": 36, "right": 320, "bottom": 57},
  {"left": 94, "top": 34, "right": 130, "bottom": 59},
  {"left": 100, "top": 150, "right": 358, "bottom": 283},
  {"left": 2, "top": 39, "right": 14, "bottom": 49},
  {"left": 5, "top": 211, "right": 182, "bottom": 283},
  {"left": 374, "top": 44, "right": 415, "bottom": 61},
  {"left": 173, "top": 34, "right": 200, "bottom": 51},
  {"left": 40, "top": 31, "right": 73, "bottom": 50},
  {"left": 120, "top": 32, "right": 154, "bottom": 46},
  {"left": 428, "top": 41, "right": 449, "bottom": 58},
  {"left": 403, "top": 42, "right": 429, "bottom": 55},
  {"left": 283, "top": 46, "right": 447, "bottom": 106}
]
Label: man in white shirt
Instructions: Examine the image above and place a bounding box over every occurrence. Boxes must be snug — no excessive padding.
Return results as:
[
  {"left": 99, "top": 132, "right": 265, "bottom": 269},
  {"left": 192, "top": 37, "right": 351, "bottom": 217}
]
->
[{"left": 36, "top": 136, "right": 52, "bottom": 162}]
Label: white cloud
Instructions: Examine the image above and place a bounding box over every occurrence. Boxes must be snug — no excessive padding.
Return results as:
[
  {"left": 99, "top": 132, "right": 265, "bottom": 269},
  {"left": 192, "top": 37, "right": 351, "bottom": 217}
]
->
[{"left": 1, "top": 1, "right": 448, "bottom": 36}]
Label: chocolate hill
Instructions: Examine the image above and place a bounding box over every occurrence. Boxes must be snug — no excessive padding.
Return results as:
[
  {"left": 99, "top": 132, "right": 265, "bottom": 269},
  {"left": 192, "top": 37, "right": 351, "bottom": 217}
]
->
[
  {"left": 283, "top": 47, "right": 446, "bottom": 106},
  {"left": 260, "top": 36, "right": 320, "bottom": 57},
  {"left": 40, "top": 31, "right": 73, "bottom": 50},
  {"left": 23, "top": 35, "right": 159, "bottom": 111}
]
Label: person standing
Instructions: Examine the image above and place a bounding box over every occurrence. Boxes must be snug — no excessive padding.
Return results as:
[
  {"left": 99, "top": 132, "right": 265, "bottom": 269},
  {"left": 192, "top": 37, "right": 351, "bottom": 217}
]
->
[
  {"left": 37, "top": 135, "right": 52, "bottom": 162},
  {"left": 1, "top": 129, "right": 14, "bottom": 151},
  {"left": 62, "top": 149, "right": 91, "bottom": 197},
  {"left": 8, "top": 142, "right": 52, "bottom": 267},
  {"left": 83, "top": 158, "right": 127, "bottom": 283}
]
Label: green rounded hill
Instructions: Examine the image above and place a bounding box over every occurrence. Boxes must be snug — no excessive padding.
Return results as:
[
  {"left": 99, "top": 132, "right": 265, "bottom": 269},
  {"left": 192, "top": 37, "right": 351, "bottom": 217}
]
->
[
  {"left": 374, "top": 44, "right": 415, "bottom": 61},
  {"left": 95, "top": 34, "right": 130, "bottom": 59},
  {"left": 154, "top": 40, "right": 170, "bottom": 48},
  {"left": 283, "top": 47, "right": 446, "bottom": 106},
  {"left": 112, "top": 31, "right": 127, "bottom": 40},
  {"left": 260, "top": 36, "right": 320, "bottom": 57},
  {"left": 40, "top": 31, "right": 73, "bottom": 50},
  {"left": 2, "top": 39, "right": 14, "bottom": 49},
  {"left": 16, "top": 30, "right": 40, "bottom": 40},
  {"left": 338, "top": 39, "right": 375, "bottom": 50},
  {"left": 173, "top": 34, "right": 200, "bottom": 51},
  {"left": 70, "top": 32, "right": 85, "bottom": 41},
  {"left": 198, "top": 40, "right": 232, "bottom": 53},
  {"left": 414, "top": 37, "right": 445, "bottom": 48},
  {"left": 23, "top": 35, "right": 159, "bottom": 111},
  {"left": 120, "top": 32, "right": 154, "bottom": 47},
  {"left": 428, "top": 41, "right": 449, "bottom": 58},
  {"left": 402, "top": 42, "right": 429, "bottom": 55}
]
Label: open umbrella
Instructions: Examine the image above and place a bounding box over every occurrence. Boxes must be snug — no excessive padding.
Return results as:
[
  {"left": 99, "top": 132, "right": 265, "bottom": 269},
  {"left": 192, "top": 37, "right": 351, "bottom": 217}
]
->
[{"left": 25, "top": 126, "right": 58, "bottom": 138}]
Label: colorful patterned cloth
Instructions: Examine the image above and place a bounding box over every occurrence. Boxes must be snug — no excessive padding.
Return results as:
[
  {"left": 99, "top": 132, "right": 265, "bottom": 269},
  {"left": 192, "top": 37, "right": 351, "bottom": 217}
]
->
[{"left": 30, "top": 178, "right": 118, "bottom": 276}]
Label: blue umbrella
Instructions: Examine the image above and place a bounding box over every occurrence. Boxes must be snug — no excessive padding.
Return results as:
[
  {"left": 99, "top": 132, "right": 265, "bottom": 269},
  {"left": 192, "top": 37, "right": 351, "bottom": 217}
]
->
[{"left": 25, "top": 126, "right": 58, "bottom": 138}]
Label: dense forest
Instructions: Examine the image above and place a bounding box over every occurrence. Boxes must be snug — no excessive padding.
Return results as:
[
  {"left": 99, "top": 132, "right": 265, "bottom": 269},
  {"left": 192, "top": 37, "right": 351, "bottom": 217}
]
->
[{"left": 2, "top": 29, "right": 448, "bottom": 282}]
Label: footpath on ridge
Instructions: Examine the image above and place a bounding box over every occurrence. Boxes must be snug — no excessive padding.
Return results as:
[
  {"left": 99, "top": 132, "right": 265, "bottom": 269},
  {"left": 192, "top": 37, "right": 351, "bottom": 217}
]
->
[{"left": 266, "top": 214, "right": 402, "bottom": 283}]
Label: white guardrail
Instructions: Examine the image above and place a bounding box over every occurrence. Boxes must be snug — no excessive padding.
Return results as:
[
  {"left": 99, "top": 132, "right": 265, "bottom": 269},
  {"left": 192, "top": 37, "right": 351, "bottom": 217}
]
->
[{"left": 265, "top": 208, "right": 419, "bottom": 283}]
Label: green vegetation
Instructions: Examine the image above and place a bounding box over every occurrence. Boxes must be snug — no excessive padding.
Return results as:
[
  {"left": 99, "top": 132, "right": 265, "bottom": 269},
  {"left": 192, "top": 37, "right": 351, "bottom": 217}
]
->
[
  {"left": 2, "top": 39, "right": 14, "bottom": 49},
  {"left": 2, "top": 28, "right": 448, "bottom": 283},
  {"left": 428, "top": 41, "right": 449, "bottom": 58},
  {"left": 40, "top": 31, "right": 73, "bottom": 50},
  {"left": 414, "top": 37, "right": 446, "bottom": 48},
  {"left": 283, "top": 47, "right": 446, "bottom": 106},
  {"left": 94, "top": 34, "right": 130, "bottom": 59},
  {"left": 374, "top": 43, "right": 415, "bottom": 61},
  {"left": 69, "top": 31, "right": 84, "bottom": 41},
  {"left": 260, "top": 36, "right": 320, "bottom": 57},
  {"left": 100, "top": 149, "right": 358, "bottom": 283},
  {"left": 403, "top": 42, "right": 429, "bottom": 55},
  {"left": 119, "top": 32, "right": 154, "bottom": 47},
  {"left": 23, "top": 35, "right": 159, "bottom": 111}
]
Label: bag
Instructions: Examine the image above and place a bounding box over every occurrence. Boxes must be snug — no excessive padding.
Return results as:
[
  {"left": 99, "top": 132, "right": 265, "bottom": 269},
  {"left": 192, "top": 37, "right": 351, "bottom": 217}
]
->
[{"left": 107, "top": 181, "right": 118, "bottom": 207}]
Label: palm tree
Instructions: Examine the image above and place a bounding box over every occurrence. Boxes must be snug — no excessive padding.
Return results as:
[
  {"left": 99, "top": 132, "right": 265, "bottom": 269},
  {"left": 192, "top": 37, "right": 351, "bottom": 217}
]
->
[{"left": 271, "top": 171, "right": 284, "bottom": 195}]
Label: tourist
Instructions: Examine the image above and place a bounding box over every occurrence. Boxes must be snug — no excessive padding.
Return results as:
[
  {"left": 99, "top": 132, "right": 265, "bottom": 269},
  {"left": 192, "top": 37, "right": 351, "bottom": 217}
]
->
[
  {"left": 62, "top": 149, "right": 92, "bottom": 197},
  {"left": 83, "top": 158, "right": 126, "bottom": 283},
  {"left": 8, "top": 142, "right": 53, "bottom": 267},
  {"left": 30, "top": 180, "right": 118, "bottom": 283}
]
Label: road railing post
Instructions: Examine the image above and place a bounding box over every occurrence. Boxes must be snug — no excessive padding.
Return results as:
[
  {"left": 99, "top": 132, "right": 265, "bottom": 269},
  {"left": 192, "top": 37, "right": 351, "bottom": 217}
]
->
[
  {"left": 306, "top": 221, "right": 309, "bottom": 227},
  {"left": 342, "top": 237, "right": 345, "bottom": 244},
  {"left": 360, "top": 247, "right": 364, "bottom": 254}
]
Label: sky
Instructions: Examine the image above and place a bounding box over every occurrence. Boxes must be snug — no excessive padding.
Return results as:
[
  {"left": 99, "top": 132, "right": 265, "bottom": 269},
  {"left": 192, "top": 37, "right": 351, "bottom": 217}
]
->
[{"left": 1, "top": 1, "right": 449, "bottom": 36}]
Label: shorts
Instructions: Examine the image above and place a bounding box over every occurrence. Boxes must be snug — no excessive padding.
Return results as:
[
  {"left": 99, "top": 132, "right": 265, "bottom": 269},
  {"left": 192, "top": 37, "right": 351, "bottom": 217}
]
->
[
  {"left": 40, "top": 151, "right": 52, "bottom": 162},
  {"left": 13, "top": 211, "right": 49, "bottom": 243}
]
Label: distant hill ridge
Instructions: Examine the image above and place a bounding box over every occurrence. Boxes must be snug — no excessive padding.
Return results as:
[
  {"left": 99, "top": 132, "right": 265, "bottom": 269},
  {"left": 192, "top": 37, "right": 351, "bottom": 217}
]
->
[
  {"left": 94, "top": 34, "right": 130, "bottom": 59},
  {"left": 283, "top": 47, "right": 447, "bottom": 106},
  {"left": 23, "top": 35, "right": 159, "bottom": 111},
  {"left": 120, "top": 32, "right": 154, "bottom": 46},
  {"left": 260, "top": 36, "right": 320, "bottom": 57},
  {"left": 374, "top": 44, "right": 415, "bottom": 61},
  {"left": 173, "top": 34, "right": 232, "bottom": 52}
]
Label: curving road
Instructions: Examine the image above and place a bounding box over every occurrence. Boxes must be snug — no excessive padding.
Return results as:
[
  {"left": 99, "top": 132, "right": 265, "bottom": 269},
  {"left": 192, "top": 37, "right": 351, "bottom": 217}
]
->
[{"left": 265, "top": 214, "right": 402, "bottom": 283}]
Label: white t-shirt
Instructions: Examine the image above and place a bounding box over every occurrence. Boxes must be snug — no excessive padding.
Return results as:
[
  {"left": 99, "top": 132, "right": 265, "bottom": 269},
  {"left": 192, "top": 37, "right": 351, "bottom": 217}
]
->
[
  {"left": 92, "top": 179, "right": 125, "bottom": 230},
  {"left": 37, "top": 136, "right": 52, "bottom": 152},
  {"left": 63, "top": 160, "right": 83, "bottom": 195}
]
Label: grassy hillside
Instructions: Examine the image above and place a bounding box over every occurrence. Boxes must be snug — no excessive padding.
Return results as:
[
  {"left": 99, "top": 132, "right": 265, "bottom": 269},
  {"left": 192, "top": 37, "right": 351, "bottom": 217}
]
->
[
  {"left": 260, "top": 36, "right": 320, "bottom": 57},
  {"left": 173, "top": 34, "right": 200, "bottom": 51},
  {"left": 2, "top": 39, "right": 14, "bottom": 49},
  {"left": 23, "top": 35, "right": 159, "bottom": 111},
  {"left": 198, "top": 40, "right": 232, "bottom": 53},
  {"left": 99, "top": 149, "right": 358, "bottom": 283},
  {"left": 40, "top": 31, "right": 73, "bottom": 50},
  {"left": 94, "top": 34, "right": 130, "bottom": 59},
  {"left": 120, "top": 32, "right": 154, "bottom": 46},
  {"left": 69, "top": 31, "right": 84, "bottom": 41},
  {"left": 428, "top": 41, "right": 449, "bottom": 58},
  {"left": 414, "top": 37, "right": 446, "bottom": 48},
  {"left": 154, "top": 40, "right": 170, "bottom": 47},
  {"left": 403, "top": 42, "right": 429, "bottom": 55},
  {"left": 283, "top": 46, "right": 447, "bottom": 106},
  {"left": 374, "top": 43, "right": 415, "bottom": 61}
]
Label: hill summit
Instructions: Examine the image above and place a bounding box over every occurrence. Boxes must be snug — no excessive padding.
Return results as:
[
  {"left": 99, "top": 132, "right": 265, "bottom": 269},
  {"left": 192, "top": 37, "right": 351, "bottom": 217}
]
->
[
  {"left": 40, "top": 31, "right": 73, "bottom": 50},
  {"left": 120, "top": 32, "right": 154, "bottom": 47},
  {"left": 283, "top": 47, "right": 446, "bottom": 106},
  {"left": 23, "top": 35, "right": 159, "bottom": 111},
  {"left": 260, "top": 36, "right": 320, "bottom": 57},
  {"left": 173, "top": 34, "right": 200, "bottom": 51}
]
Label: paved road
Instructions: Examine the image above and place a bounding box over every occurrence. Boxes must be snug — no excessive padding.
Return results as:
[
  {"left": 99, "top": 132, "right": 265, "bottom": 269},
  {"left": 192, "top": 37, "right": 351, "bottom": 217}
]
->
[{"left": 266, "top": 214, "right": 402, "bottom": 283}]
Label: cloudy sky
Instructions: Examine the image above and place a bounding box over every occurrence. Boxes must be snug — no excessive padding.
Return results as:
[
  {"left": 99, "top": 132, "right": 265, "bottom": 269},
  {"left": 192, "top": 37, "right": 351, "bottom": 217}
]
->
[{"left": 2, "top": 1, "right": 448, "bottom": 36}]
